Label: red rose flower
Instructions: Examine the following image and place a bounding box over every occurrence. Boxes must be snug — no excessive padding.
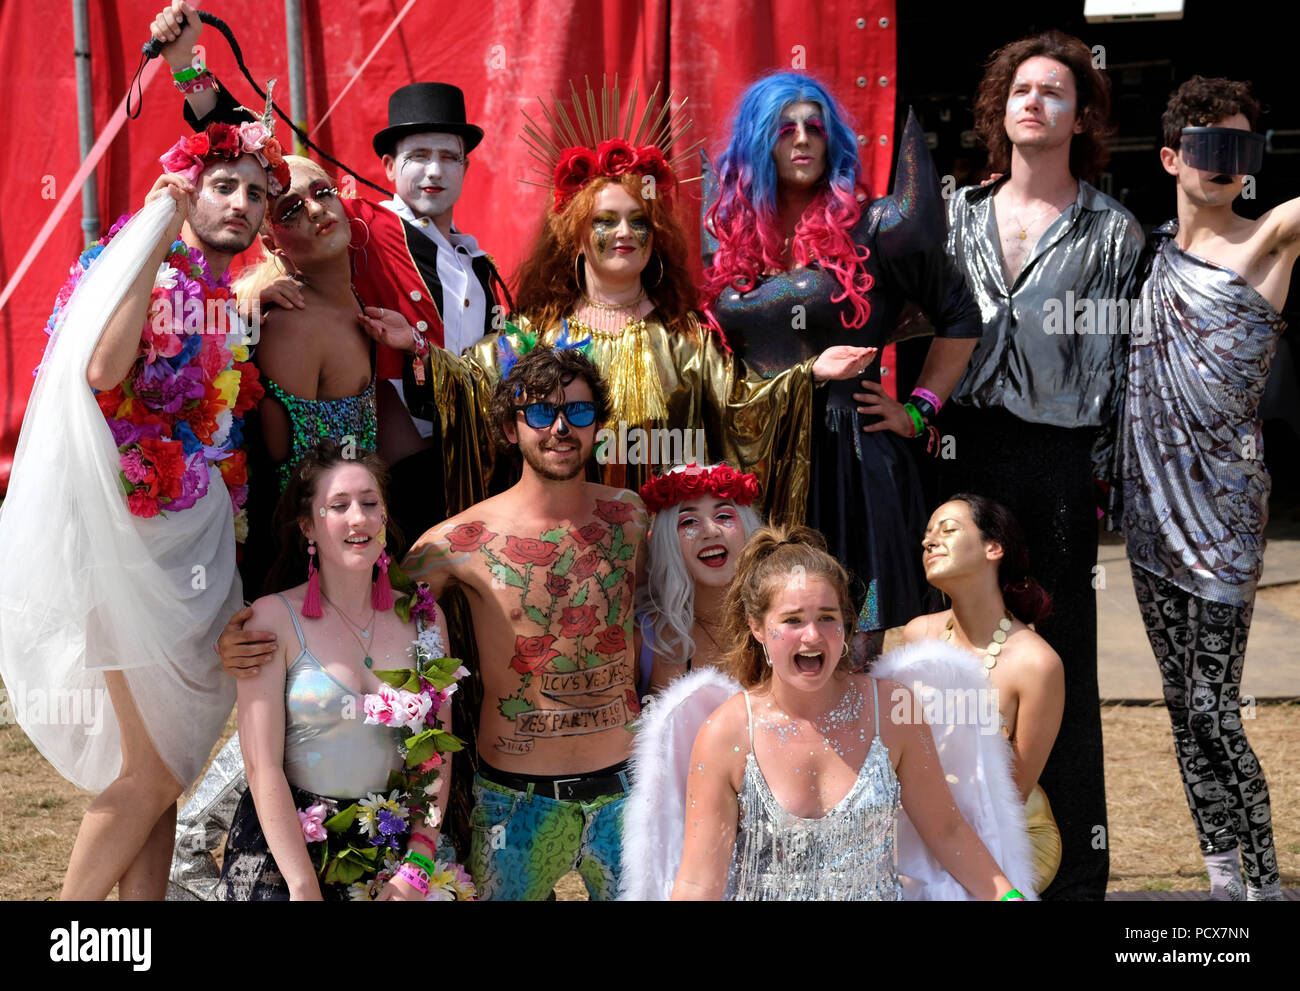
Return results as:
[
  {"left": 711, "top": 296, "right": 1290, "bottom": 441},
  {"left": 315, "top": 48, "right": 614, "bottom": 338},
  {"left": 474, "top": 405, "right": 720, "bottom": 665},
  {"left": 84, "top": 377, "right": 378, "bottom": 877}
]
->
[
  {"left": 571, "top": 522, "right": 607, "bottom": 547},
  {"left": 594, "top": 625, "right": 627, "bottom": 656},
  {"left": 593, "top": 498, "right": 635, "bottom": 525},
  {"left": 569, "top": 550, "right": 602, "bottom": 582},
  {"left": 554, "top": 148, "right": 598, "bottom": 211},
  {"left": 558, "top": 604, "right": 599, "bottom": 639},
  {"left": 181, "top": 133, "right": 211, "bottom": 159},
  {"left": 127, "top": 490, "right": 161, "bottom": 519},
  {"left": 205, "top": 123, "right": 241, "bottom": 159},
  {"left": 508, "top": 634, "right": 562, "bottom": 674},
  {"left": 446, "top": 521, "right": 497, "bottom": 553},
  {"left": 624, "top": 688, "right": 642, "bottom": 716},
  {"left": 138, "top": 435, "right": 186, "bottom": 502},
  {"left": 96, "top": 387, "right": 125, "bottom": 419},
  {"left": 633, "top": 145, "right": 676, "bottom": 197},
  {"left": 596, "top": 139, "right": 637, "bottom": 176},
  {"left": 545, "top": 572, "right": 572, "bottom": 599},
  {"left": 503, "top": 536, "right": 561, "bottom": 567}
]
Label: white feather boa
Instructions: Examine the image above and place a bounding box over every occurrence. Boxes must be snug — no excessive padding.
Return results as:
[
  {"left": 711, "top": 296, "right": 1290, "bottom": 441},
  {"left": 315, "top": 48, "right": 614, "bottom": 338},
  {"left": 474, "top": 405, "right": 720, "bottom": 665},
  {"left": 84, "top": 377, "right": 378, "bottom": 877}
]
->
[
  {"left": 619, "top": 666, "right": 742, "bottom": 900},
  {"left": 873, "top": 638, "right": 1038, "bottom": 899}
]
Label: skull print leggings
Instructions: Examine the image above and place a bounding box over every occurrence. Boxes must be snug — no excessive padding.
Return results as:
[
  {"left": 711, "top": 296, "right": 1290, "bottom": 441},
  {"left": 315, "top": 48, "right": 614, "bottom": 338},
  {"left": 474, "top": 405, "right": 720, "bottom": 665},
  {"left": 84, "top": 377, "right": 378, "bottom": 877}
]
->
[{"left": 1129, "top": 563, "right": 1278, "bottom": 889}]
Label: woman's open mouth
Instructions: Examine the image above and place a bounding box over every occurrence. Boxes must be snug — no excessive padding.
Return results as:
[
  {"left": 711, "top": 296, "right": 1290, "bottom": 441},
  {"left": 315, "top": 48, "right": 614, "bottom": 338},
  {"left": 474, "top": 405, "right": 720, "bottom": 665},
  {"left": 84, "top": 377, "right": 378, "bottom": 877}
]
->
[{"left": 793, "top": 650, "right": 824, "bottom": 673}]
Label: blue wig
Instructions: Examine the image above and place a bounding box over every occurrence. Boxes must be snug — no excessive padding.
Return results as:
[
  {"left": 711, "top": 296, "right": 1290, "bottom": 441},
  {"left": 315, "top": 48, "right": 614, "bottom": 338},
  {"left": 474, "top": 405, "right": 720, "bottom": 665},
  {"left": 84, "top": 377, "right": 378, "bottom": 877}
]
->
[{"left": 713, "top": 72, "right": 863, "bottom": 218}]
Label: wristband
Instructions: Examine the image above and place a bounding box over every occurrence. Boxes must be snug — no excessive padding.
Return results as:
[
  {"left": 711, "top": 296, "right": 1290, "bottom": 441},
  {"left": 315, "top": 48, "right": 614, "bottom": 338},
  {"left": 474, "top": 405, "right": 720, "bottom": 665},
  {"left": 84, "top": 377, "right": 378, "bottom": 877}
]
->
[
  {"left": 397, "top": 864, "right": 430, "bottom": 895},
  {"left": 408, "top": 830, "right": 438, "bottom": 852},
  {"left": 1000, "top": 888, "right": 1026, "bottom": 901},
  {"left": 403, "top": 849, "right": 437, "bottom": 874},
  {"left": 172, "top": 63, "right": 205, "bottom": 83},
  {"left": 175, "top": 72, "right": 214, "bottom": 96},
  {"left": 910, "top": 387, "right": 942, "bottom": 416},
  {"left": 908, "top": 394, "right": 937, "bottom": 425},
  {"left": 901, "top": 402, "right": 925, "bottom": 439}
]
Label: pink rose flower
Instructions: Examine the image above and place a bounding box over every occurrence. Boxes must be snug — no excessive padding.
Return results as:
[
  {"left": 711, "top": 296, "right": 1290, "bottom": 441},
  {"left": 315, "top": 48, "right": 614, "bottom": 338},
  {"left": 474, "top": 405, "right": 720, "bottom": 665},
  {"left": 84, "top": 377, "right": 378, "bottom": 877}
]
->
[
  {"left": 418, "top": 752, "right": 444, "bottom": 773},
  {"left": 298, "top": 801, "right": 329, "bottom": 842},
  {"left": 363, "top": 684, "right": 401, "bottom": 726},
  {"left": 395, "top": 689, "right": 433, "bottom": 730},
  {"left": 158, "top": 138, "right": 204, "bottom": 184},
  {"left": 238, "top": 121, "right": 271, "bottom": 154}
]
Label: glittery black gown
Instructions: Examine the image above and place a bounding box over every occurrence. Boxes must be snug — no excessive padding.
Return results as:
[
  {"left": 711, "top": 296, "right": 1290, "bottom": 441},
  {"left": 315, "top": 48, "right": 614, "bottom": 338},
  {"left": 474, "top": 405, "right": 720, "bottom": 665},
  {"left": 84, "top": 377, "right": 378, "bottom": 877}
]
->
[{"left": 709, "top": 112, "right": 981, "bottom": 633}]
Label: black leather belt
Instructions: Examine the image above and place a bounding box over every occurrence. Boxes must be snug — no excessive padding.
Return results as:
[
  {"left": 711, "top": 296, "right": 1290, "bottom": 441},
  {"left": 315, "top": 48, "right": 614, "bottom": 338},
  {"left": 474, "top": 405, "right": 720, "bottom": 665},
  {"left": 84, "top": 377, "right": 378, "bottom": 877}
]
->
[{"left": 478, "top": 759, "right": 631, "bottom": 802}]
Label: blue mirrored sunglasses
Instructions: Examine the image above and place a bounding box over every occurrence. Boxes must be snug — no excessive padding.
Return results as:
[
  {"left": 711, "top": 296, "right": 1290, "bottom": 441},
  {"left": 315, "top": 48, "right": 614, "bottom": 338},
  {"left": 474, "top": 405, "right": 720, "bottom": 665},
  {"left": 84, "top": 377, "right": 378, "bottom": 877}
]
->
[{"left": 513, "top": 401, "right": 598, "bottom": 429}]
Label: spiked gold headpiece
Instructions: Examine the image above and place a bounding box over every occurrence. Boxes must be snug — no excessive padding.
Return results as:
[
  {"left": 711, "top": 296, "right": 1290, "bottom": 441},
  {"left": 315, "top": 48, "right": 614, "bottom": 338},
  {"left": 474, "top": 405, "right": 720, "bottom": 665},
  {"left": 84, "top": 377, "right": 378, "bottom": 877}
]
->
[{"left": 520, "top": 74, "right": 701, "bottom": 212}]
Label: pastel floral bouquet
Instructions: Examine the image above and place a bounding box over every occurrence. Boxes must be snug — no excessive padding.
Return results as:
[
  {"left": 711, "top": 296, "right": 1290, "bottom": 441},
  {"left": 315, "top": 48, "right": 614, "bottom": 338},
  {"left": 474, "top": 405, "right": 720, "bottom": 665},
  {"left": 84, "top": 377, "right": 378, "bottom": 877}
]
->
[
  {"left": 293, "top": 572, "right": 475, "bottom": 900},
  {"left": 45, "top": 216, "right": 263, "bottom": 526}
]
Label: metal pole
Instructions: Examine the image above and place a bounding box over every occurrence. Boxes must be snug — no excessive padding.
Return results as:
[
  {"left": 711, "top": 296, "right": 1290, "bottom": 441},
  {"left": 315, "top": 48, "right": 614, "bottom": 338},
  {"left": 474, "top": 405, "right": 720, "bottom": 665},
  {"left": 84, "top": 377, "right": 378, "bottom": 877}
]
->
[
  {"left": 285, "top": 0, "right": 307, "bottom": 155},
  {"left": 72, "top": 0, "right": 100, "bottom": 245}
]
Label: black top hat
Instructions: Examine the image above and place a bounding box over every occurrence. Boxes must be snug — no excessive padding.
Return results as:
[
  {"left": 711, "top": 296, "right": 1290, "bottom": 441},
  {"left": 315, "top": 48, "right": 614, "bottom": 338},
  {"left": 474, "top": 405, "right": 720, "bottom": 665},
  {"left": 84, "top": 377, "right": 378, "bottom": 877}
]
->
[{"left": 372, "top": 82, "right": 485, "bottom": 157}]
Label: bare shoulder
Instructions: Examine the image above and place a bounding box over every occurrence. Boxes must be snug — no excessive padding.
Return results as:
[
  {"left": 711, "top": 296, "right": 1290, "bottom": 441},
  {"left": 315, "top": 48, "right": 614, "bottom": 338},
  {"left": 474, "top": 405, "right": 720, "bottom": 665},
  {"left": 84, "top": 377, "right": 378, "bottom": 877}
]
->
[
  {"left": 589, "top": 484, "right": 649, "bottom": 528},
  {"left": 693, "top": 690, "right": 749, "bottom": 755},
  {"left": 1010, "top": 626, "right": 1063, "bottom": 676},
  {"left": 901, "top": 611, "right": 946, "bottom": 644},
  {"left": 255, "top": 306, "right": 321, "bottom": 387},
  {"left": 872, "top": 675, "right": 923, "bottom": 753}
]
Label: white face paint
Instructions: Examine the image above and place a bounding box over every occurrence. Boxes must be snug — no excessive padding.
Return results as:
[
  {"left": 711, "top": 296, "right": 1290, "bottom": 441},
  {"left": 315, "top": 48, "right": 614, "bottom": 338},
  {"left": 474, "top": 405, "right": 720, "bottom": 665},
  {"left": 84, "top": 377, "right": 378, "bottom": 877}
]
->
[
  {"left": 386, "top": 132, "right": 467, "bottom": 221},
  {"left": 1004, "top": 56, "right": 1080, "bottom": 146}
]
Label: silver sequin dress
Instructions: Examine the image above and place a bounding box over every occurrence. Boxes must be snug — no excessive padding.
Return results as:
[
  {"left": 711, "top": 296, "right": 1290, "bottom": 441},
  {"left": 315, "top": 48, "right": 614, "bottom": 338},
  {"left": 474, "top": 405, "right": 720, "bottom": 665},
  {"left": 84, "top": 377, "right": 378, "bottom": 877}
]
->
[
  {"left": 725, "top": 679, "right": 903, "bottom": 901},
  {"left": 1120, "top": 222, "right": 1288, "bottom": 606}
]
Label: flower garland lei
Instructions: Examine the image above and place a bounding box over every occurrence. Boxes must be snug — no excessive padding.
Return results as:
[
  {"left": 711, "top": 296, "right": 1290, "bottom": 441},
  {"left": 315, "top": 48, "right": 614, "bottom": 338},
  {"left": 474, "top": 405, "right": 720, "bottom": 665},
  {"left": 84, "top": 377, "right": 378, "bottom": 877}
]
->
[
  {"left": 294, "top": 568, "right": 475, "bottom": 901},
  {"left": 45, "top": 215, "right": 264, "bottom": 527}
]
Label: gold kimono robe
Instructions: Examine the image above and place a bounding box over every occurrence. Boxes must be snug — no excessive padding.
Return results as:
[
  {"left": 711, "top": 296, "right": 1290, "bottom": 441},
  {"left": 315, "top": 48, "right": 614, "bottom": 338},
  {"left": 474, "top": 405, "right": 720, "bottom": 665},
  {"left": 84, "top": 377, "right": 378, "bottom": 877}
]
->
[{"left": 405, "top": 311, "right": 818, "bottom": 524}]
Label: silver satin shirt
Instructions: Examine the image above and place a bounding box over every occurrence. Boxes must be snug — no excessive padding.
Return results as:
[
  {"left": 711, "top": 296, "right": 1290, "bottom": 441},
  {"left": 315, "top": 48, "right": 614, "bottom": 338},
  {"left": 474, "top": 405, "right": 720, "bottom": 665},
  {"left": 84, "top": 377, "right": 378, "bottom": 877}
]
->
[
  {"left": 1120, "top": 223, "right": 1287, "bottom": 606},
  {"left": 946, "top": 178, "right": 1144, "bottom": 427},
  {"left": 725, "top": 680, "right": 903, "bottom": 901}
]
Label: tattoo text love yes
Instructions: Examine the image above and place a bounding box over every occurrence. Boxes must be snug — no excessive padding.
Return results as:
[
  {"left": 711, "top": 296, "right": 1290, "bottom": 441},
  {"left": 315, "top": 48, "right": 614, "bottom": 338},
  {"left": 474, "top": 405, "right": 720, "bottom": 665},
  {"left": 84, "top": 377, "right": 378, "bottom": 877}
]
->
[{"left": 441, "top": 498, "right": 644, "bottom": 755}]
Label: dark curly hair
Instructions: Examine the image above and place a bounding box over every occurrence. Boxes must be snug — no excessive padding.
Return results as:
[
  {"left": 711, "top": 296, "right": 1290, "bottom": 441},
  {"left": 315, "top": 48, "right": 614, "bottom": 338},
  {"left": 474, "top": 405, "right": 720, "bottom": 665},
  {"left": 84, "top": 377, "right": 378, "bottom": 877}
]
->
[
  {"left": 1161, "top": 76, "right": 1261, "bottom": 150},
  {"left": 973, "top": 29, "right": 1114, "bottom": 181},
  {"left": 489, "top": 346, "right": 611, "bottom": 451},
  {"left": 513, "top": 174, "right": 699, "bottom": 335}
]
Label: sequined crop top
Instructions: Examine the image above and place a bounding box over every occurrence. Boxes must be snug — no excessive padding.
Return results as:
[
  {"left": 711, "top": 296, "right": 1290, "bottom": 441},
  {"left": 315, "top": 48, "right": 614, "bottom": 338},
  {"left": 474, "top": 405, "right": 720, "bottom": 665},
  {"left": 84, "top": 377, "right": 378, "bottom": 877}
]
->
[
  {"left": 263, "top": 377, "right": 378, "bottom": 490},
  {"left": 725, "top": 678, "right": 903, "bottom": 901},
  {"left": 275, "top": 594, "right": 402, "bottom": 799}
]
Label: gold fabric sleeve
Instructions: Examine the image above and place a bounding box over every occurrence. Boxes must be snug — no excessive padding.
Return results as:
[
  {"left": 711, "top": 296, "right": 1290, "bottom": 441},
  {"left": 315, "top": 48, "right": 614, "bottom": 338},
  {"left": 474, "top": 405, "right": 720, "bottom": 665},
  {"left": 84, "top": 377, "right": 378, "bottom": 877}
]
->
[
  {"left": 467, "top": 314, "right": 815, "bottom": 519},
  {"left": 1024, "top": 783, "right": 1063, "bottom": 895},
  {"left": 423, "top": 345, "right": 496, "bottom": 517}
]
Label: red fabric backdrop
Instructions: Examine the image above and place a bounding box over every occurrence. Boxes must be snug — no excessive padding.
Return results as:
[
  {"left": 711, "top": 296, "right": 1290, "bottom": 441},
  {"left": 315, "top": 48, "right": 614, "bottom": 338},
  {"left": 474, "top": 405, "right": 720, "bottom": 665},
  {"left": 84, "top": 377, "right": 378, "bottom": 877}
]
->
[{"left": 0, "top": 0, "right": 896, "bottom": 492}]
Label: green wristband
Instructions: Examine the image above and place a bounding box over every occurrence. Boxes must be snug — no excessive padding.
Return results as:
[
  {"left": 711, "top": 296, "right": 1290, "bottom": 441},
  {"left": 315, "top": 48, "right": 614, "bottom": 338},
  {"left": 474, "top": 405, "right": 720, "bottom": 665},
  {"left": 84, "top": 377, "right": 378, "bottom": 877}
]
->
[
  {"left": 902, "top": 402, "right": 925, "bottom": 438},
  {"left": 404, "top": 849, "right": 437, "bottom": 874},
  {"left": 1000, "top": 888, "right": 1026, "bottom": 901},
  {"left": 172, "top": 64, "right": 205, "bottom": 83}
]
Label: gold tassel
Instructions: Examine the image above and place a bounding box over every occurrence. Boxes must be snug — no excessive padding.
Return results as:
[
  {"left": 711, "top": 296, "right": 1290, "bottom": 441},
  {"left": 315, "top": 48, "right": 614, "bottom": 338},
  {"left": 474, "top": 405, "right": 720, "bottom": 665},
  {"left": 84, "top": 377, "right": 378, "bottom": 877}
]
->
[{"left": 575, "top": 318, "right": 668, "bottom": 425}]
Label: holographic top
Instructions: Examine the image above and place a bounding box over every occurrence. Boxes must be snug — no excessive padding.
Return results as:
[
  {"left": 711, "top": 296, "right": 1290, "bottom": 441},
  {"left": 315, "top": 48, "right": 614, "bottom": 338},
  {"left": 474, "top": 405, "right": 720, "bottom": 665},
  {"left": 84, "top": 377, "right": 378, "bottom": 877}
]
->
[
  {"left": 1119, "top": 222, "right": 1287, "bottom": 605},
  {"left": 275, "top": 594, "right": 402, "bottom": 799},
  {"left": 726, "top": 678, "right": 903, "bottom": 901},
  {"left": 263, "top": 375, "right": 378, "bottom": 490}
]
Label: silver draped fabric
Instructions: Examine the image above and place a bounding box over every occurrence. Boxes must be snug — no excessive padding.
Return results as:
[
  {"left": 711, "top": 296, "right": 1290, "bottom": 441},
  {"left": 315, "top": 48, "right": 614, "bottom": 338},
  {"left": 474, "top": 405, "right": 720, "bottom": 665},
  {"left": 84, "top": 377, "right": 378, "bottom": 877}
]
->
[
  {"left": 1120, "top": 222, "right": 1287, "bottom": 606},
  {"left": 946, "top": 178, "right": 1144, "bottom": 432},
  {"left": 725, "top": 682, "right": 902, "bottom": 901}
]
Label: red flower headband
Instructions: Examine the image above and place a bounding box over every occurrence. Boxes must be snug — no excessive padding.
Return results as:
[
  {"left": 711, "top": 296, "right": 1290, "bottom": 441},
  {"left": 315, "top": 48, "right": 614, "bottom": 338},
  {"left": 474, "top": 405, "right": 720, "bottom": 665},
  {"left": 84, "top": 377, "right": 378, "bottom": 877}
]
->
[
  {"left": 553, "top": 139, "right": 677, "bottom": 212},
  {"left": 638, "top": 463, "right": 761, "bottom": 513}
]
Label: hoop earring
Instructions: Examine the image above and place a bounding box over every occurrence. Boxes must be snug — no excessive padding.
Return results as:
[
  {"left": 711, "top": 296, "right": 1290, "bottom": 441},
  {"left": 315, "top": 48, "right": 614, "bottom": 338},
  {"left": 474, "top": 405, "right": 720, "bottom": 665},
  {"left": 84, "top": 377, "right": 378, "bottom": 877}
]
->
[
  {"left": 840, "top": 639, "right": 850, "bottom": 659},
  {"left": 574, "top": 253, "right": 586, "bottom": 292},
  {"left": 762, "top": 642, "right": 773, "bottom": 667},
  {"left": 348, "top": 217, "right": 371, "bottom": 252},
  {"left": 645, "top": 252, "right": 664, "bottom": 289}
]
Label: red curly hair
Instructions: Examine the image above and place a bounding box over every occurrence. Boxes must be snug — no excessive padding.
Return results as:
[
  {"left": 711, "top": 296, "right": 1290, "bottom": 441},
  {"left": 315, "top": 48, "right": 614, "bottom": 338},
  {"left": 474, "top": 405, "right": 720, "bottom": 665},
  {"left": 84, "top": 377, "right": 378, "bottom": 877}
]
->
[{"left": 512, "top": 175, "right": 699, "bottom": 334}]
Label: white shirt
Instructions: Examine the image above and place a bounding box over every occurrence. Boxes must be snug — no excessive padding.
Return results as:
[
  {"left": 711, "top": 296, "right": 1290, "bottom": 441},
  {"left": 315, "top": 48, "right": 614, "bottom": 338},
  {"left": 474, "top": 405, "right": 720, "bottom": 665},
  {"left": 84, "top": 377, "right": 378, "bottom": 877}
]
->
[{"left": 381, "top": 196, "right": 489, "bottom": 357}]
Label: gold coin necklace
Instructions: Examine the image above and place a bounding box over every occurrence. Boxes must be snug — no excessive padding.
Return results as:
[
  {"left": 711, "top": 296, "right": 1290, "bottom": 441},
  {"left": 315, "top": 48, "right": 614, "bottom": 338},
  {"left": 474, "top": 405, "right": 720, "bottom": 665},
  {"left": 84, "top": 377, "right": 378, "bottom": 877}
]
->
[{"left": 944, "top": 609, "right": 1013, "bottom": 678}]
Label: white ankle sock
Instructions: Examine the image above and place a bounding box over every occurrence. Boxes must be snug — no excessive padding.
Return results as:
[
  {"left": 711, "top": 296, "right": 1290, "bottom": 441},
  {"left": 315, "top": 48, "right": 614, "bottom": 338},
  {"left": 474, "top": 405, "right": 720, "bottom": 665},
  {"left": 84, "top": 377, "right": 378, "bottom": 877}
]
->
[{"left": 1205, "top": 849, "right": 1245, "bottom": 901}]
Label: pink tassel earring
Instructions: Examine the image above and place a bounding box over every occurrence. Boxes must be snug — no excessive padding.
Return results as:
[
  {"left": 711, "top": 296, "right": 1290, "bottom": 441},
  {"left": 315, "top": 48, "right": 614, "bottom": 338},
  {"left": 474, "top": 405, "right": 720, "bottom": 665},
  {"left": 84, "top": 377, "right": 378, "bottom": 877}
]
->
[
  {"left": 302, "top": 540, "right": 323, "bottom": 617},
  {"left": 372, "top": 548, "right": 394, "bottom": 610}
]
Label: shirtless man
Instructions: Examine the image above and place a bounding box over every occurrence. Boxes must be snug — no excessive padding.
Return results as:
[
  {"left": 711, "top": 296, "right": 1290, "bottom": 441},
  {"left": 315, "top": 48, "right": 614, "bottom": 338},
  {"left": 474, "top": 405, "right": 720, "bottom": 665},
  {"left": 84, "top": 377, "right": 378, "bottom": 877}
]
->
[
  {"left": 1119, "top": 76, "right": 1297, "bottom": 901},
  {"left": 396, "top": 345, "right": 647, "bottom": 900}
]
